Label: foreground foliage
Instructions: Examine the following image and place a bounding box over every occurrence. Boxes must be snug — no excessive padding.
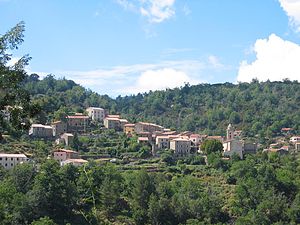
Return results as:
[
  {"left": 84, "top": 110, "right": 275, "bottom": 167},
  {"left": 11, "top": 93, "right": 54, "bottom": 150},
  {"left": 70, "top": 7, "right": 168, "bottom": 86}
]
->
[{"left": 0, "top": 153, "right": 299, "bottom": 224}]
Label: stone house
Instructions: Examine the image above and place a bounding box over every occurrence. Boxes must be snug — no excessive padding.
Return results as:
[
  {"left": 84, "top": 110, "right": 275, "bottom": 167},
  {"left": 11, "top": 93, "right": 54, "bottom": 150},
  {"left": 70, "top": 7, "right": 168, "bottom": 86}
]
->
[
  {"left": 170, "top": 137, "right": 191, "bottom": 157},
  {"left": 0, "top": 153, "right": 28, "bottom": 169},
  {"left": 86, "top": 107, "right": 106, "bottom": 121},
  {"left": 29, "top": 124, "right": 53, "bottom": 138},
  {"left": 66, "top": 114, "right": 89, "bottom": 132}
]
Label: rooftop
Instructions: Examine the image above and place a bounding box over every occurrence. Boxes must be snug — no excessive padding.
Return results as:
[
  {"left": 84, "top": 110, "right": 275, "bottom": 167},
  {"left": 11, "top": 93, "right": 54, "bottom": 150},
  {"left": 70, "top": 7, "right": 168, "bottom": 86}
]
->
[
  {"left": 156, "top": 136, "right": 170, "bottom": 139},
  {"left": 281, "top": 128, "right": 294, "bottom": 131},
  {"left": 0, "top": 153, "right": 27, "bottom": 158},
  {"left": 124, "top": 123, "right": 135, "bottom": 127},
  {"left": 86, "top": 107, "right": 104, "bottom": 110},
  {"left": 31, "top": 124, "right": 53, "bottom": 129},
  {"left": 138, "top": 137, "right": 149, "bottom": 141},
  {"left": 105, "top": 117, "right": 120, "bottom": 121},
  {"left": 190, "top": 134, "right": 200, "bottom": 137},
  {"left": 107, "top": 114, "right": 120, "bottom": 118}
]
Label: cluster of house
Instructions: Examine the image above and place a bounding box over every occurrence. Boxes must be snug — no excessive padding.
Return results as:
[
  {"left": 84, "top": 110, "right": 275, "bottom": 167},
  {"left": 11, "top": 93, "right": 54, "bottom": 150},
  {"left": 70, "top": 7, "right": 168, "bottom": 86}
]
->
[
  {"left": 2, "top": 105, "right": 299, "bottom": 170},
  {"left": 27, "top": 106, "right": 260, "bottom": 158},
  {"left": 124, "top": 121, "right": 257, "bottom": 158},
  {"left": 28, "top": 107, "right": 105, "bottom": 146},
  {"left": 0, "top": 149, "right": 89, "bottom": 170},
  {"left": 262, "top": 135, "right": 300, "bottom": 155}
]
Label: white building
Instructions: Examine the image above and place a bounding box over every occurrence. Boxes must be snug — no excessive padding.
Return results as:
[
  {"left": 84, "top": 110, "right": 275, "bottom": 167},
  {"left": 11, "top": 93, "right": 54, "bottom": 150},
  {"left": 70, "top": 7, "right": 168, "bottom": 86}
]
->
[
  {"left": 170, "top": 137, "right": 191, "bottom": 157},
  {"left": 222, "top": 124, "right": 256, "bottom": 159},
  {"left": 223, "top": 140, "right": 243, "bottom": 159},
  {"left": 29, "top": 124, "right": 54, "bottom": 138},
  {"left": 0, "top": 153, "right": 28, "bottom": 169},
  {"left": 190, "top": 134, "right": 201, "bottom": 145},
  {"left": 290, "top": 136, "right": 300, "bottom": 143},
  {"left": 156, "top": 136, "right": 170, "bottom": 149},
  {"left": 103, "top": 117, "right": 121, "bottom": 130},
  {"left": 223, "top": 124, "right": 243, "bottom": 158},
  {"left": 55, "top": 133, "right": 74, "bottom": 146},
  {"left": 86, "top": 107, "right": 106, "bottom": 121}
]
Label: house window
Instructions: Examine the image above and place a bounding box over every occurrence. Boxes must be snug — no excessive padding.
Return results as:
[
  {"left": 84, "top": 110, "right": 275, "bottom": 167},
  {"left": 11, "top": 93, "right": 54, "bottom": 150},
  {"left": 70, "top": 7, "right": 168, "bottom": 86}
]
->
[
  {"left": 5, "top": 163, "right": 7, "bottom": 167},
  {"left": 0, "top": 158, "right": 2, "bottom": 161},
  {"left": 11, "top": 163, "right": 13, "bottom": 166},
  {"left": 5, "top": 158, "right": 7, "bottom": 161},
  {"left": 17, "top": 158, "right": 19, "bottom": 161},
  {"left": 11, "top": 158, "right": 13, "bottom": 161}
]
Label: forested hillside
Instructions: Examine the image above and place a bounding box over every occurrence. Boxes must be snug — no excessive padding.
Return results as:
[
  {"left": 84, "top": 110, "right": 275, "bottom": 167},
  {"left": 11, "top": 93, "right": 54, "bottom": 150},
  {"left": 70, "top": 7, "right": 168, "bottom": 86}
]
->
[
  {"left": 23, "top": 74, "right": 116, "bottom": 123},
  {"left": 25, "top": 75, "right": 300, "bottom": 140},
  {"left": 116, "top": 80, "right": 300, "bottom": 138}
]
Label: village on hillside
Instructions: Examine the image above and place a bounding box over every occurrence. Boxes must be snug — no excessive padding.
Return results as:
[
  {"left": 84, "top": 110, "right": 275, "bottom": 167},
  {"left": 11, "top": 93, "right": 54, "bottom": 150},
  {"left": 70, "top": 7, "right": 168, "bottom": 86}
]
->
[{"left": 1, "top": 106, "right": 299, "bottom": 170}]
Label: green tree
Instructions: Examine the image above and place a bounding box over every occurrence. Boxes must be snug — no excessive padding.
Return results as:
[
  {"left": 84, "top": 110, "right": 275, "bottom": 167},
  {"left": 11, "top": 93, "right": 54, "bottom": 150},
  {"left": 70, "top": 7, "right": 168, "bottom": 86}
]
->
[
  {"left": 30, "top": 217, "right": 57, "bottom": 225},
  {"left": 28, "top": 160, "right": 77, "bottom": 224},
  {"left": 201, "top": 139, "right": 223, "bottom": 155},
  {"left": 131, "top": 170, "right": 154, "bottom": 225},
  {"left": 0, "top": 22, "right": 40, "bottom": 137}
]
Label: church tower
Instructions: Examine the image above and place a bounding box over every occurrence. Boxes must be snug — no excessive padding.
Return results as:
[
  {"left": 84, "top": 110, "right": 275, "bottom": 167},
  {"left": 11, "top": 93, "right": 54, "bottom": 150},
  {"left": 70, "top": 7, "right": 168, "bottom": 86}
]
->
[{"left": 227, "top": 123, "right": 234, "bottom": 140}]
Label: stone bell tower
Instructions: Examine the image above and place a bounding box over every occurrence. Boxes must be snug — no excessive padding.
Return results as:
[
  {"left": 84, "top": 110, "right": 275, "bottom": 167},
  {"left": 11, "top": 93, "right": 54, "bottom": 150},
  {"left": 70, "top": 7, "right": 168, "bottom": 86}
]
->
[{"left": 226, "top": 123, "right": 234, "bottom": 141}]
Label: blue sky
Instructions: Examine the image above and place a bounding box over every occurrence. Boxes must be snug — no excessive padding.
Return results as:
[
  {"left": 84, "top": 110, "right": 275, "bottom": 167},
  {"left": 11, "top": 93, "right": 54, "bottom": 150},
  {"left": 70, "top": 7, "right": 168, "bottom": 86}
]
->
[{"left": 1, "top": 0, "right": 300, "bottom": 97}]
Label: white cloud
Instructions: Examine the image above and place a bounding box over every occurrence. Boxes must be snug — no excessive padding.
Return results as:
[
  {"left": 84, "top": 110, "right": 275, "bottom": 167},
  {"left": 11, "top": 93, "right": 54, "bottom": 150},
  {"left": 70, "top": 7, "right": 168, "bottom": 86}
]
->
[
  {"left": 116, "top": 0, "right": 176, "bottom": 23},
  {"left": 122, "top": 68, "right": 200, "bottom": 94},
  {"left": 237, "top": 33, "right": 300, "bottom": 82},
  {"left": 182, "top": 4, "right": 191, "bottom": 16},
  {"left": 279, "top": 0, "right": 300, "bottom": 32},
  {"left": 115, "top": 0, "right": 137, "bottom": 12},
  {"left": 140, "top": 0, "right": 175, "bottom": 23},
  {"left": 31, "top": 59, "right": 207, "bottom": 96},
  {"left": 208, "top": 55, "right": 224, "bottom": 69}
]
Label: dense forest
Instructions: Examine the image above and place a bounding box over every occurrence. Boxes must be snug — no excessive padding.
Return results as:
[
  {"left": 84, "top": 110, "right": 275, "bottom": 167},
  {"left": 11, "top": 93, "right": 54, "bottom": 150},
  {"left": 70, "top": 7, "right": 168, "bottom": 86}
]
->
[{"left": 23, "top": 74, "right": 300, "bottom": 141}]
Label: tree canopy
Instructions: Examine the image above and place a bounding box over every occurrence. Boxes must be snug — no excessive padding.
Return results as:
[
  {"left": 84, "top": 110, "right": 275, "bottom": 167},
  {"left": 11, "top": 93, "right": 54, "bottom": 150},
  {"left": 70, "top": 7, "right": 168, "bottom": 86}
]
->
[{"left": 0, "top": 22, "right": 39, "bottom": 138}]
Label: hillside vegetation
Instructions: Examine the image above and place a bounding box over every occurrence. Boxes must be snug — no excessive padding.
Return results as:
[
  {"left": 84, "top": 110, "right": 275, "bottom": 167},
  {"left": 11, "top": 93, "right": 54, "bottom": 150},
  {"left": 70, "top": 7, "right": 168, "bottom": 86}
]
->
[{"left": 25, "top": 75, "right": 300, "bottom": 140}]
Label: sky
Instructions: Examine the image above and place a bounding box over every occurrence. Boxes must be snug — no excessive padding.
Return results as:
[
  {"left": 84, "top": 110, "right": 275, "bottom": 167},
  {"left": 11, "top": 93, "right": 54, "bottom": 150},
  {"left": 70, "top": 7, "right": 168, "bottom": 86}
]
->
[{"left": 1, "top": 0, "right": 300, "bottom": 97}]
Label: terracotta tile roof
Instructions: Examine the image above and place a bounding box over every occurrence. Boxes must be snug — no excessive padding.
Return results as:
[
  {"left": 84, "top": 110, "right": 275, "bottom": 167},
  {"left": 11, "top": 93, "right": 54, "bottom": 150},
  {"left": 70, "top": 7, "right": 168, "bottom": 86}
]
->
[
  {"left": 156, "top": 136, "right": 170, "bottom": 139},
  {"left": 138, "top": 137, "right": 149, "bottom": 141},
  {"left": 281, "top": 128, "right": 293, "bottom": 131}
]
